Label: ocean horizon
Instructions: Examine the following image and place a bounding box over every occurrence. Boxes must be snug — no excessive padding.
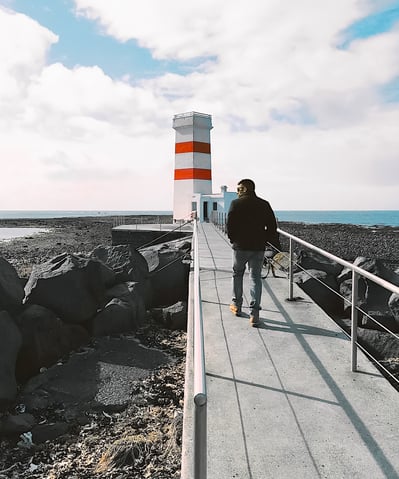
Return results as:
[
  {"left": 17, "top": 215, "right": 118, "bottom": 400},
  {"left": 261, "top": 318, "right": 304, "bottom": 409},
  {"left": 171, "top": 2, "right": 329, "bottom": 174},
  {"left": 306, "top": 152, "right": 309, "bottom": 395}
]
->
[{"left": 0, "top": 209, "right": 398, "bottom": 226}]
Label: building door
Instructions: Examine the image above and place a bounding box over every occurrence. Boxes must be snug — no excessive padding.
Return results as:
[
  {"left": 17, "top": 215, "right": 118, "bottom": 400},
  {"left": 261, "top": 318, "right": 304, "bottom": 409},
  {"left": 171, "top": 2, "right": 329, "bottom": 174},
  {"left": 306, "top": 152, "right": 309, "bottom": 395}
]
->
[{"left": 203, "top": 201, "right": 209, "bottom": 222}]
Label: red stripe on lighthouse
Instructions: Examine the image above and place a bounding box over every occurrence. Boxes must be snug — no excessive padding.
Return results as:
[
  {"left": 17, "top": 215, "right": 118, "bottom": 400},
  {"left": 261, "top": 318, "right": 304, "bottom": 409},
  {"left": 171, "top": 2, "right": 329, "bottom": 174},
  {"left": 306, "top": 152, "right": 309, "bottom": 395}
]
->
[
  {"left": 174, "top": 168, "right": 212, "bottom": 180},
  {"left": 175, "top": 141, "right": 211, "bottom": 154}
]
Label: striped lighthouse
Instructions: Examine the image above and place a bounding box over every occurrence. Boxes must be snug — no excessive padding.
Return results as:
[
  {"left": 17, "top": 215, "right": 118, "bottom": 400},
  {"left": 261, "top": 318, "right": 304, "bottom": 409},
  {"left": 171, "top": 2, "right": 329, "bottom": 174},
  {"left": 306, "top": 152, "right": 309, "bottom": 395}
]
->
[{"left": 173, "top": 112, "right": 213, "bottom": 222}]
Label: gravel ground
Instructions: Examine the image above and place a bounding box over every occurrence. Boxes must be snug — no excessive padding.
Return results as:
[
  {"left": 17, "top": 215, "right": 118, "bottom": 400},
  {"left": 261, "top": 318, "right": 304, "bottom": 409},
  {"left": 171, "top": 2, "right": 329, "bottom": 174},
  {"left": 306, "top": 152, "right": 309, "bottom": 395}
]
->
[{"left": 0, "top": 323, "right": 186, "bottom": 479}]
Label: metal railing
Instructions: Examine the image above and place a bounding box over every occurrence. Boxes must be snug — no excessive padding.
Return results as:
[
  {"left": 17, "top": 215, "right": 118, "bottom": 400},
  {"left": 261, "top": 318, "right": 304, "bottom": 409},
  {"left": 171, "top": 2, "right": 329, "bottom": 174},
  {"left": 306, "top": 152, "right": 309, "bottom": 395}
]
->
[
  {"left": 211, "top": 211, "right": 227, "bottom": 234},
  {"left": 112, "top": 215, "right": 173, "bottom": 228},
  {"left": 211, "top": 214, "right": 399, "bottom": 377},
  {"left": 174, "top": 111, "right": 211, "bottom": 120},
  {"left": 278, "top": 228, "right": 399, "bottom": 373},
  {"left": 192, "top": 219, "right": 207, "bottom": 478}
]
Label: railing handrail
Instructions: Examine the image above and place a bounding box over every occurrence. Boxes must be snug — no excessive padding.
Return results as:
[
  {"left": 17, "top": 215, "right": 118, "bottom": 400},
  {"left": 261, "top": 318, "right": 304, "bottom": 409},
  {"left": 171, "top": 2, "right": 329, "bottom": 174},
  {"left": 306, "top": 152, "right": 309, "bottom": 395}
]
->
[
  {"left": 192, "top": 219, "right": 207, "bottom": 478},
  {"left": 276, "top": 226, "right": 399, "bottom": 373},
  {"left": 277, "top": 228, "right": 399, "bottom": 296},
  {"left": 193, "top": 219, "right": 207, "bottom": 401}
]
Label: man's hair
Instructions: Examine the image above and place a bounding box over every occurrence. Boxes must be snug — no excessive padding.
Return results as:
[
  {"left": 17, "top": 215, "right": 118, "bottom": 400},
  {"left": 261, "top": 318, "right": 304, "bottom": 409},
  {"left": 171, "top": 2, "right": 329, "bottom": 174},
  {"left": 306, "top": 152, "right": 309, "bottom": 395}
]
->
[{"left": 238, "top": 179, "right": 255, "bottom": 192}]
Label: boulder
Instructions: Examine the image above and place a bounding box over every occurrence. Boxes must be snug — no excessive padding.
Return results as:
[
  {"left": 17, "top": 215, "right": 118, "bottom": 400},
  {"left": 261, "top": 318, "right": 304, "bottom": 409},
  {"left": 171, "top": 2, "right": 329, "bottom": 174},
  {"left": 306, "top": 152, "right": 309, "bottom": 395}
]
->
[
  {"left": 104, "top": 282, "right": 146, "bottom": 326},
  {"left": 90, "top": 244, "right": 149, "bottom": 284},
  {"left": 91, "top": 298, "right": 136, "bottom": 337},
  {"left": 294, "top": 269, "right": 344, "bottom": 316},
  {"left": 337, "top": 257, "right": 399, "bottom": 329},
  {"left": 361, "top": 309, "right": 399, "bottom": 332},
  {"left": 296, "top": 250, "right": 343, "bottom": 276},
  {"left": 140, "top": 237, "right": 191, "bottom": 272},
  {"left": 338, "top": 256, "right": 399, "bottom": 329},
  {"left": 140, "top": 238, "right": 191, "bottom": 307},
  {"left": 0, "top": 256, "right": 24, "bottom": 313},
  {"left": 151, "top": 301, "right": 188, "bottom": 330},
  {"left": 339, "top": 277, "right": 367, "bottom": 319},
  {"left": 15, "top": 304, "right": 89, "bottom": 381},
  {"left": 357, "top": 328, "right": 399, "bottom": 365},
  {"left": 0, "top": 311, "right": 22, "bottom": 408},
  {"left": 91, "top": 244, "right": 152, "bottom": 306},
  {"left": 338, "top": 257, "right": 399, "bottom": 287},
  {"left": 23, "top": 253, "right": 113, "bottom": 324}
]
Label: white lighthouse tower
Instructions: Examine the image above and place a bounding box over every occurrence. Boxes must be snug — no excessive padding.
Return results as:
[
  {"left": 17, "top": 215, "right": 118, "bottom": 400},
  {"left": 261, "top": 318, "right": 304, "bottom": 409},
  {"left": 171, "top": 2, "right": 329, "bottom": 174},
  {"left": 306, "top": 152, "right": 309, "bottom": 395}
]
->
[{"left": 173, "top": 112, "right": 213, "bottom": 222}]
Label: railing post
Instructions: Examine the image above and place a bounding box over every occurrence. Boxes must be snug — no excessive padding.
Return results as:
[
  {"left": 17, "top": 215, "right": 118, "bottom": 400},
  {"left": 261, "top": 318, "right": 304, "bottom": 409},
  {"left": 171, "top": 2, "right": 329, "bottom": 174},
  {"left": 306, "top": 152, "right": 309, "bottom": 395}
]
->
[
  {"left": 288, "top": 237, "right": 294, "bottom": 300},
  {"left": 194, "top": 396, "right": 207, "bottom": 478},
  {"left": 351, "top": 270, "right": 359, "bottom": 372}
]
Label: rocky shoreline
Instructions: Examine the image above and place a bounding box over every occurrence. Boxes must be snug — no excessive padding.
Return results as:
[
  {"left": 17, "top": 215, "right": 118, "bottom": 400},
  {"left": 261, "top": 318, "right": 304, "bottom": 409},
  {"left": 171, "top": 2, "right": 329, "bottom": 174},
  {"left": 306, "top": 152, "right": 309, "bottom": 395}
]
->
[
  {"left": 0, "top": 216, "right": 398, "bottom": 478},
  {"left": 1, "top": 216, "right": 397, "bottom": 277},
  {"left": 0, "top": 215, "right": 188, "bottom": 479},
  {"left": 0, "top": 215, "right": 173, "bottom": 278}
]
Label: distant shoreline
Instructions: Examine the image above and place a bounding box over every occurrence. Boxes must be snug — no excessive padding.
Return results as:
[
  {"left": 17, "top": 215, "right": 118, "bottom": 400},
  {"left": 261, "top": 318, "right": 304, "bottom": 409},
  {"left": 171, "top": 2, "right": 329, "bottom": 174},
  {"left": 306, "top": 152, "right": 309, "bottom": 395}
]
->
[
  {"left": 0, "top": 214, "right": 173, "bottom": 242},
  {"left": 0, "top": 211, "right": 173, "bottom": 220}
]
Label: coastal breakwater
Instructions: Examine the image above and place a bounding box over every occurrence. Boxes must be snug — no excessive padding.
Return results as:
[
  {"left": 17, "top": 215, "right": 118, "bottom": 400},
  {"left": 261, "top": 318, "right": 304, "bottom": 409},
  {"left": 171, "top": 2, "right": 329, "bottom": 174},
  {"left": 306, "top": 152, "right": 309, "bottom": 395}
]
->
[{"left": 0, "top": 232, "right": 191, "bottom": 414}]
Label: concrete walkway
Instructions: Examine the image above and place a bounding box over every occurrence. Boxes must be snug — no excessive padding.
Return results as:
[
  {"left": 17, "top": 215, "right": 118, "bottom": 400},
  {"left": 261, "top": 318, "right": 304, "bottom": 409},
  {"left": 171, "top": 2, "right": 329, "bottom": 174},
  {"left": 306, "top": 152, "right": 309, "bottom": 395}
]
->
[{"left": 182, "top": 222, "right": 399, "bottom": 479}]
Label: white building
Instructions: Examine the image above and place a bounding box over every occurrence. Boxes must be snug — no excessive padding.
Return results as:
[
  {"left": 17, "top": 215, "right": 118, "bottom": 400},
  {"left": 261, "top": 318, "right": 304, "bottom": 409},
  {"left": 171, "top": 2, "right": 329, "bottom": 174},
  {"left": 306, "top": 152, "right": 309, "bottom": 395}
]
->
[{"left": 173, "top": 111, "right": 236, "bottom": 223}]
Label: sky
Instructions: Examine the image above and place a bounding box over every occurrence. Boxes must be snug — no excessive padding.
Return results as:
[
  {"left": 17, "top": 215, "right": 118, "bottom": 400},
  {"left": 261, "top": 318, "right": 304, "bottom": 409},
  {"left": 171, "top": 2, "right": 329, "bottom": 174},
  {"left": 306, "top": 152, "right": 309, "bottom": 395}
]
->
[{"left": 0, "top": 0, "right": 398, "bottom": 211}]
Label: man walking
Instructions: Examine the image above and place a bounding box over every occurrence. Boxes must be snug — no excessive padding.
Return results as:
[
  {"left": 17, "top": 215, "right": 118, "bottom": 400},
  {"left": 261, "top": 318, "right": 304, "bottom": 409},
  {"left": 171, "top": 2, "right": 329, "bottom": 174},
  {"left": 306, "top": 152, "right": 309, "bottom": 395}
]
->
[{"left": 227, "top": 179, "right": 278, "bottom": 327}]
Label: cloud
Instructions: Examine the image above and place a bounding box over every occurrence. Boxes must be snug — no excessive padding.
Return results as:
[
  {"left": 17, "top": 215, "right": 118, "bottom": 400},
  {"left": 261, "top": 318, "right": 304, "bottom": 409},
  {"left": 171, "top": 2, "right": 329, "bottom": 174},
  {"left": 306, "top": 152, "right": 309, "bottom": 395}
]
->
[
  {"left": 0, "top": 1, "right": 398, "bottom": 209},
  {"left": 0, "top": 7, "right": 57, "bottom": 123}
]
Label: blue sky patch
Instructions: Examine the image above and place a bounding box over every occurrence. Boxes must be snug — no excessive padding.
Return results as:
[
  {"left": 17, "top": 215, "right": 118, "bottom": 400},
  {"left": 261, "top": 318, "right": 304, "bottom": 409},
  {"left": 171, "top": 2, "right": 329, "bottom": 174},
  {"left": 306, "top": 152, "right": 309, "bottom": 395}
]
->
[
  {"left": 7, "top": 0, "right": 202, "bottom": 80},
  {"left": 378, "top": 76, "right": 399, "bottom": 102},
  {"left": 338, "top": 3, "right": 399, "bottom": 49}
]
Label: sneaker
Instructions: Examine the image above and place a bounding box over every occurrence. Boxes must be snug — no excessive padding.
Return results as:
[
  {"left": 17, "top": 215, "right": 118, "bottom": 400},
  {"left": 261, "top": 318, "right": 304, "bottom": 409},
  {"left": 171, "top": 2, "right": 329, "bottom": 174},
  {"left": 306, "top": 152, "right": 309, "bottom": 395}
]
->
[
  {"left": 249, "top": 311, "right": 260, "bottom": 327},
  {"left": 229, "top": 304, "right": 242, "bottom": 316}
]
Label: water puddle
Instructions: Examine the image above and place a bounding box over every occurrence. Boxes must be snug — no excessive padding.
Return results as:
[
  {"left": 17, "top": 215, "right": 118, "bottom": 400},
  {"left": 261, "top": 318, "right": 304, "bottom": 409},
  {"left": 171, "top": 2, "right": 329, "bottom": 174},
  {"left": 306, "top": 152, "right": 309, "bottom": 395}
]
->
[{"left": 0, "top": 227, "right": 49, "bottom": 241}]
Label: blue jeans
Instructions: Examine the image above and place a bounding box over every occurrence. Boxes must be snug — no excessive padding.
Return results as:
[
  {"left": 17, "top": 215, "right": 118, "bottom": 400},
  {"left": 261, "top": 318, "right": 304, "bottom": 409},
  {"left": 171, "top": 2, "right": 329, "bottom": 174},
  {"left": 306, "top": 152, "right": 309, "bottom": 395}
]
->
[{"left": 232, "top": 250, "right": 264, "bottom": 313}]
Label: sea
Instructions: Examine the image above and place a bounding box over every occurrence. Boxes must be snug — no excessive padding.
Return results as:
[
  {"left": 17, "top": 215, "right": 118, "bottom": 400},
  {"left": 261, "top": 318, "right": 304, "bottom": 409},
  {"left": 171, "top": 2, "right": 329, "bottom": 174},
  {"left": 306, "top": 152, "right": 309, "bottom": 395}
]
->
[
  {"left": 0, "top": 210, "right": 398, "bottom": 241},
  {"left": 274, "top": 210, "right": 399, "bottom": 227}
]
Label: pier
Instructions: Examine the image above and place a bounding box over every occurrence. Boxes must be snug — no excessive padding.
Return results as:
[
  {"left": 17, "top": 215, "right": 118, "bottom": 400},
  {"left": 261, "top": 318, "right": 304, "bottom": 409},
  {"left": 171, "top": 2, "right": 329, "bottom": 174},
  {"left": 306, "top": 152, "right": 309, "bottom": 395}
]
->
[{"left": 182, "top": 222, "right": 399, "bottom": 479}]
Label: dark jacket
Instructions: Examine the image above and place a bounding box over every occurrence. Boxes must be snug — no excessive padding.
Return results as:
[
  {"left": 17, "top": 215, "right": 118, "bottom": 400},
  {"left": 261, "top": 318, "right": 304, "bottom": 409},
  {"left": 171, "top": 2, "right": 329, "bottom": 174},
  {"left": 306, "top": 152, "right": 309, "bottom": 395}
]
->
[{"left": 227, "top": 192, "right": 278, "bottom": 251}]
